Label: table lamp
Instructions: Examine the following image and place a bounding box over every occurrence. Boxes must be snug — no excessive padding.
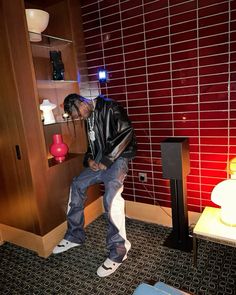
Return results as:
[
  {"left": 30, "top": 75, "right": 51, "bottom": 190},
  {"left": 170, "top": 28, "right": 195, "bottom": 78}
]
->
[
  {"left": 40, "top": 99, "right": 56, "bottom": 125},
  {"left": 211, "top": 157, "right": 236, "bottom": 226}
]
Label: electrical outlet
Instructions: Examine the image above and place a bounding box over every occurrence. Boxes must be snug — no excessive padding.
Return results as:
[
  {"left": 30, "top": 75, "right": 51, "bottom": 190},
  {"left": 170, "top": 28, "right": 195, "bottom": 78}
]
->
[{"left": 138, "top": 172, "right": 147, "bottom": 182}]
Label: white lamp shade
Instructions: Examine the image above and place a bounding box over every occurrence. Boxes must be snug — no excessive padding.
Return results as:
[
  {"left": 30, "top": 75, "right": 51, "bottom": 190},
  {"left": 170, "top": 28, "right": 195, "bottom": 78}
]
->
[
  {"left": 211, "top": 179, "right": 236, "bottom": 226},
  {"left": 40, "top": 99, "right": 56, "bottom": 125},
  {"left": 25, "top": 9, "right": 49, "bottom": 42}
]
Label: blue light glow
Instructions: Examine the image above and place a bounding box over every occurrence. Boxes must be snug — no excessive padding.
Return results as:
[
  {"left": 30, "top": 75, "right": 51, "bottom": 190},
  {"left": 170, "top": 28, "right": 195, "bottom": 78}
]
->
[{"left": 98, "top": 69, "right": 108, "bottom": 83}]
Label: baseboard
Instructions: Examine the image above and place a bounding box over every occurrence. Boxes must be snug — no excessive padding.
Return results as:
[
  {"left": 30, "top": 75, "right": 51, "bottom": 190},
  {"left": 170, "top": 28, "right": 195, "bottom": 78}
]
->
[
  {"left": 0, "top": 198, "right": 201, "bottom": 258},
  {"left": 125, "top": 201, "right": 201, "bottom": 228},
  {"left": 0, "top": 196, "right": 103, "bottom": 258}
]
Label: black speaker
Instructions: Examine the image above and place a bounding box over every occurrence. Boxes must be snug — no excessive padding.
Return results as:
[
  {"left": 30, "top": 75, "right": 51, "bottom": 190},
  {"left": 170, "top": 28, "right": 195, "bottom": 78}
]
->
[
  {"left": 160, "top": 137, "right": 192, "bottom": 252},
  {"left": 160, "top": 137, "right": 190, "bottom": 180}
]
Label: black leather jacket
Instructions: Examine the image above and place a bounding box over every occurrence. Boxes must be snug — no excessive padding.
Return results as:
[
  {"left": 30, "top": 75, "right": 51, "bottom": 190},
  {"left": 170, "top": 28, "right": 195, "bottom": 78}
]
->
[{"left": 83, "top": 95, "right": 137, "bottom": 168}]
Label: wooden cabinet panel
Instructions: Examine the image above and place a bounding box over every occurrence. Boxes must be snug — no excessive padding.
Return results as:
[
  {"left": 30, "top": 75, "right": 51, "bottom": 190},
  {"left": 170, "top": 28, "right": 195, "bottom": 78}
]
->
[{"left": 0, "top": 1, "right": 38, "bottom": 233}]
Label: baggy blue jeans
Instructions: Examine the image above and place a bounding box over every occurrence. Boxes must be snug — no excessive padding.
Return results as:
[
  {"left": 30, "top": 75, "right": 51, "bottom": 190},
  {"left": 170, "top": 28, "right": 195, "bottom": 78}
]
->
[{"left": 64, "top": 157, "right": 131, "bottom": 263}]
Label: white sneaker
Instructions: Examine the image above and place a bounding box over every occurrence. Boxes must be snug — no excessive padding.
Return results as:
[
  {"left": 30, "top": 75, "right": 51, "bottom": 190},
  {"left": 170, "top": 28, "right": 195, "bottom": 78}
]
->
[
  {"left": 97, "top": 258, "right": 122, "bottom": 277},
  {"left": 52, "top": 239, "right": 80, "bottom": 254}
]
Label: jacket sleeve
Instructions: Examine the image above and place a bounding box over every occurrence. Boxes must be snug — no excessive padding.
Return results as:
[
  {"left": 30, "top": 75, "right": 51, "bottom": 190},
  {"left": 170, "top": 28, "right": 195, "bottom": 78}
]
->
[
  {"left": 83, "top": 147, "right": 93, "bottom": 167},
  {"left": 83, "top": 122, "right": 93, "bottom": 167},
  {"left": 100, "top": 103, "right": 134, "bottom": 168}
]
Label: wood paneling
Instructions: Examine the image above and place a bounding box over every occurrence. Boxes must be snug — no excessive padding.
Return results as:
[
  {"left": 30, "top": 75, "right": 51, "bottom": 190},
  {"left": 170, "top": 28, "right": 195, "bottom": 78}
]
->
[{"left": 0, "top": 0, "right": 38, "bottom": 233}]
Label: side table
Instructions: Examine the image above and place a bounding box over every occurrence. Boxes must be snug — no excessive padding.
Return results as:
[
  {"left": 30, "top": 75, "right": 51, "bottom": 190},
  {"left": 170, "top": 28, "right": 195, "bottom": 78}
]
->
[{"left": 193, "top": 207, "right": 236, "bottom": 266}]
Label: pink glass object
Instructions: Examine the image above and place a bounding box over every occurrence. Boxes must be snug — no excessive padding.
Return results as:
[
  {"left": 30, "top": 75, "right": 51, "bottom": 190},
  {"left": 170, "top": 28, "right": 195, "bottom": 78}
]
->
[{"left": 50, "top": 134, "right": 68, "bottom": 162}]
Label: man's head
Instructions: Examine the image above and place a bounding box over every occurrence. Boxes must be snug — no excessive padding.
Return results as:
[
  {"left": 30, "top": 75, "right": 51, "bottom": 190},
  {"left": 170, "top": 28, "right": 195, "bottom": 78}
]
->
[{"left": 63, "top": 93, "right": 93, "bottom": 120}]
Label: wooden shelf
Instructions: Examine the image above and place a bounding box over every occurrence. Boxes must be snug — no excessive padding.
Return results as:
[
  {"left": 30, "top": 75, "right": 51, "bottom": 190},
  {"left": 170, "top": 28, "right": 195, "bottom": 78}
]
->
[
  {"left": 42, "top": 118, "right": 81, "bottom": 126},
  {"left": 48, "top": 153, "right": 82, "bottom": 167},
  {"left": 37, "top": 80, "right": 78, "bottom": 89},
  {"left": 29, "top": 32, "right": 73, "bottom": 50}
]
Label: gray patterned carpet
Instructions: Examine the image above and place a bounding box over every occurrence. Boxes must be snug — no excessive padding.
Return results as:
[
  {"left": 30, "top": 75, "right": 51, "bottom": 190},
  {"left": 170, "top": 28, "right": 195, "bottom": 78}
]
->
[{"left": 0, "top": 215, "right": 235, "bottom": 295}]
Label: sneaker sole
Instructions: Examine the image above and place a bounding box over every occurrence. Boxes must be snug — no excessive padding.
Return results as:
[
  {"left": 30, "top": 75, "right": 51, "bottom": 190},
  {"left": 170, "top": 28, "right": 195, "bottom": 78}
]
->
[{"left": 52, "top": 243, "right": 80, "bottom": 254}]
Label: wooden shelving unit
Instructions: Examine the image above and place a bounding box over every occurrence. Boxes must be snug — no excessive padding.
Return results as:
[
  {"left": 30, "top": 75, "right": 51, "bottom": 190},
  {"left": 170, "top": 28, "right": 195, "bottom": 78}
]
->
[{"left": 0, "top": 0, "right": 100, "bottom": 258}]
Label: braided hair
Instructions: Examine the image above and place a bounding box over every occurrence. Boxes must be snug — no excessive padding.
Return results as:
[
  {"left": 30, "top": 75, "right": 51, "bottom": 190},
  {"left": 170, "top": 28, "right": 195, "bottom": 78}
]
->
[{"left": 64, "top": 93, "right": 84, "bottom": 117}]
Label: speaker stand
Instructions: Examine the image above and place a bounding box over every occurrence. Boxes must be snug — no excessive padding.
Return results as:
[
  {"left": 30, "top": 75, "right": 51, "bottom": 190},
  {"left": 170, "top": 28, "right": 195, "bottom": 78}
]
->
[
  {"left": 163, "top": 179, "right": 193, "bottom": 252},
  {"left": 163, "top": 232, "right": 193, "bottom": 252}
]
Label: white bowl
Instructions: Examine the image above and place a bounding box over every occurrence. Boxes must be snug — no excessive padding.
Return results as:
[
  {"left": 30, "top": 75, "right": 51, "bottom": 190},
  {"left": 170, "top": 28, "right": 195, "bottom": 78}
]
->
[{"left": 25, "top": 9, "right": 49, "bottom": 42}]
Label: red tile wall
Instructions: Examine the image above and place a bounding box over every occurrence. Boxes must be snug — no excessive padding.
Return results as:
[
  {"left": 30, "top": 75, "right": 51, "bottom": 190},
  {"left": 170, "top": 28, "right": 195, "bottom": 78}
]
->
[{"left": 79, "top": 0, "right": 236, "bottom": 213}]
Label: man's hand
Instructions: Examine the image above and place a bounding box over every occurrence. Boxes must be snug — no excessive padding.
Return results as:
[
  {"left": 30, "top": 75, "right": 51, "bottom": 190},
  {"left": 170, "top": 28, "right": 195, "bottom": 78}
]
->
[
  {"left": 98, "top": 162, "right": 107, "bottom": 170},
  {"left": 88, "top": 159, "right": 99, "bottom": 171},
  {"left": 88, "top": 159, "right": 107, "bottom": 171}
]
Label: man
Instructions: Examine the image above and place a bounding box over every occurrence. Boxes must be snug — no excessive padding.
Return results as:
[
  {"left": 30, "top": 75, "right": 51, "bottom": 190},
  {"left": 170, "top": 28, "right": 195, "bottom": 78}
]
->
[{"left": 53, "top": 93, "right": 137, "bottom": 277}]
